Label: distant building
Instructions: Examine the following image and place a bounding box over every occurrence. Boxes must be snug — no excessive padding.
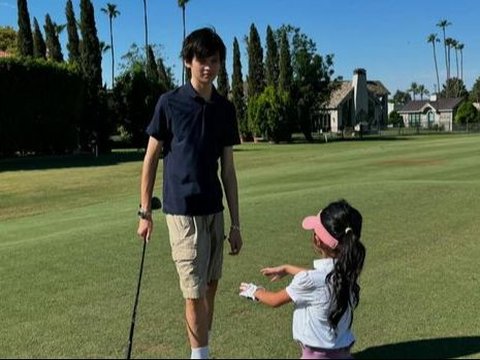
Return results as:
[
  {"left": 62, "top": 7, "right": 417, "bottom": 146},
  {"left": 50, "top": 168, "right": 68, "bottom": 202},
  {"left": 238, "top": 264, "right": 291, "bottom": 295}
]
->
[
  {"left": 319, "top": 68, "right": 390, "bottom": 132},
  {"left": 397, "top": 94, "right": 464, "bottom": 131}
]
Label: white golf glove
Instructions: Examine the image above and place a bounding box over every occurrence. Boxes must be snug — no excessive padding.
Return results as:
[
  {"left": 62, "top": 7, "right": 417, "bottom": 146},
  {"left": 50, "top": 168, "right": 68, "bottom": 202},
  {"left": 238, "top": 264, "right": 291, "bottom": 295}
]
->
[{"left": 239, "top": 282, "right": 263, "bottom": 301}]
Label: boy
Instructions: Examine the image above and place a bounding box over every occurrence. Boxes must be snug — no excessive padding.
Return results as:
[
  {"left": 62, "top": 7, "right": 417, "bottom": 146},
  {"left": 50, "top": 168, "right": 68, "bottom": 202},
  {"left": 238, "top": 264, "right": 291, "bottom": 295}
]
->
[{"left": 137, "top": 27, "right": 242, "bottom": 359}]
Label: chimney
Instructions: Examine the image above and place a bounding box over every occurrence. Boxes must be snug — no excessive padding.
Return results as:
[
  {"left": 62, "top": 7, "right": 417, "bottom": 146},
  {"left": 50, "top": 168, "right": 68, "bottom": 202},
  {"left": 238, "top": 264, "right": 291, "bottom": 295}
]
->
[{"left": 352, "top": 68, "right": 368, "bottom": 121}]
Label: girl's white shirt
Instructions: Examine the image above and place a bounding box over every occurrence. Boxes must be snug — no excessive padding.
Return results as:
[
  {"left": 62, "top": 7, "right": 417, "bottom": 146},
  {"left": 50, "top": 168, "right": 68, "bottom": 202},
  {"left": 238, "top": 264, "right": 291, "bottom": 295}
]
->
[{"left": 285, "top": 258, "right": 355, "bottom": 349}]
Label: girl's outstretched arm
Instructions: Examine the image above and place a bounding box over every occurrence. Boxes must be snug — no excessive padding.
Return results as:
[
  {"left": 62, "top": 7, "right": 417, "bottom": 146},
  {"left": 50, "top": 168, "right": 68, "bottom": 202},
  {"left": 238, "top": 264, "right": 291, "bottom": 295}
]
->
[
  {"left": 255, "top": 288, "right": 292, "bottom": 308},
  {"left": 261, "top": 264, "right": 308, "bottom": 281}
]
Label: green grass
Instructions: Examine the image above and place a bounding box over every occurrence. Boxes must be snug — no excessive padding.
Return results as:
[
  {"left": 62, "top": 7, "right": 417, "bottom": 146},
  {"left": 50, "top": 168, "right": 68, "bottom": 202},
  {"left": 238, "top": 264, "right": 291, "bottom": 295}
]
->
[{"left": 1, "top": 134, "right": 479, "bottom": 359}]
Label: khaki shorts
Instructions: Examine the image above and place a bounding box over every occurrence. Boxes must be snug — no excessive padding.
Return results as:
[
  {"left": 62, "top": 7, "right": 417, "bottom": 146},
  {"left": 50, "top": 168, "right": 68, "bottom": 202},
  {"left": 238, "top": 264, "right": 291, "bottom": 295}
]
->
[{"left": 166, "top": 212, "right": 225, "bottom": 299}]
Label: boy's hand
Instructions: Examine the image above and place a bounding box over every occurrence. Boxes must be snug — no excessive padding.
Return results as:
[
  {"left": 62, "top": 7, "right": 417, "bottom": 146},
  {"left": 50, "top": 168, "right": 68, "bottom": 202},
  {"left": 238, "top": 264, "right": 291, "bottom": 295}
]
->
[{"left": 228, "top": 227, "right": 243, "bottom": 255}]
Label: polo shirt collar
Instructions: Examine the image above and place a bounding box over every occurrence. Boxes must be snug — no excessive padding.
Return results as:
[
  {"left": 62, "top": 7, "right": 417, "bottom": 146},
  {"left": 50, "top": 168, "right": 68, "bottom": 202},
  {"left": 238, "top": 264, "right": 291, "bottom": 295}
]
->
[
  {"left": 184, "top": 81, "right": 220, "bottom": 103},
  {"left": 313, "top": 258, "right": 335, "bottom": 270}
]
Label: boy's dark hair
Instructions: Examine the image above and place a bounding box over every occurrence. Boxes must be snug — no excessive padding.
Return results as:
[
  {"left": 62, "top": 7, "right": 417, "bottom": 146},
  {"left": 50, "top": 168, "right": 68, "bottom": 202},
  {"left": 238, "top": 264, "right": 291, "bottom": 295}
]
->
[{"left": 181, "top": 27, "right": 226, "bottom": 63}]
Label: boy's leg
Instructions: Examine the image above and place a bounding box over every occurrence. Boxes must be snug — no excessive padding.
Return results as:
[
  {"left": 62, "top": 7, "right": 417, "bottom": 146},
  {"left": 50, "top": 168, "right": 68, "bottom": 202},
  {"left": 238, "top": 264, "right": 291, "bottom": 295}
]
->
[{"left": 185, "top": 297, "right": 209, "bottom": 348}]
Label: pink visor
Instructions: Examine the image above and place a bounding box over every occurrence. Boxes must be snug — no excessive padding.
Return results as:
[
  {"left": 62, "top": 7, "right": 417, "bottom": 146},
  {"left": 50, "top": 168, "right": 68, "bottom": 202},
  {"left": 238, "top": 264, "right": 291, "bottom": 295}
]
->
[{"left": 302, "top": 211, "right": 339, "bottom": 249}]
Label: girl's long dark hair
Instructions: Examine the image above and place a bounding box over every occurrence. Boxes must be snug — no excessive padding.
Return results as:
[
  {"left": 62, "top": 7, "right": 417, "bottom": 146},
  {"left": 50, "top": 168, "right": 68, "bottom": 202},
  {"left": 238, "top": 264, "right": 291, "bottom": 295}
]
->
[{"left": 321, "top": 199, "right": 366, "bottom": 331}]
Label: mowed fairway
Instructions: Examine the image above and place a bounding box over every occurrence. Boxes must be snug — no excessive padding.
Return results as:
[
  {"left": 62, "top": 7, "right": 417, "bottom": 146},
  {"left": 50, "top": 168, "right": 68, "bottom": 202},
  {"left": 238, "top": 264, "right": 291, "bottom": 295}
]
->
[{"left": 1, "top": 134, "right": 479, "bottom": 359}]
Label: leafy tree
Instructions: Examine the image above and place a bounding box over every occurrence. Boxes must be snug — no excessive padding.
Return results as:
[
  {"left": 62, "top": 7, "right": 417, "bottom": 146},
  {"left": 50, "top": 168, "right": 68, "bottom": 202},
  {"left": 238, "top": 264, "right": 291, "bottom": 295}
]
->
[
  {"left": 252, "top": 86, "right": 292, "bottom": 142},
  {"left": 247, "top": 23, "right": 265, "bottom": 98},
  {"left": 79, "top": 0, "right": 104, "bottom": 151},
  {"left": 157, "top": 56, "right": 175, "bottom": 90},
  {"left": 178, "top": 0, "right": 190, "bottom": 84},
  {"left": 44, "top": 14, "right": 64, "bottom": 62},
  {"left": 65, "top": 0, "right": 81, "bottom": 65},
  {"left": 216, "top": 59, "right": 229, "bottom": 97},
  {"left": 265, "top": 25, "right": 278, "bottom": 88},
  {"left": 145, "top": 44, "right": 159, "bottom": 83},
  {"left": 80, "top": 0, "right": 102, "bottom": 89},
  {"left": 392, "top": 90, "right": 411, "bottom": 106},
  {"left": 278, "top": 28, "right": 293, "bottom": 93},
  {"left": 427, "top": 33, "right": 441, "bottom": 95},
  {"left": 388, "top": 110, "right": 404, "bottom": 127},
  {"left": 0, "top": 26, "right": 17, "bottom": 54},
  {"left": 440, "top": 77, "right": 468, "bottom": 99},
  {"left": 231, "top": 37, "right": 247, "bottom": 140},
  {"left": 288, "top": 25, "right": 335, "bottom": 140},
  {"left": 32, "top": 17, "right": 46, "bottom": 59},
  {"left": 469, "top": 76, "right": 480, "bottom": 103},
  {"left": 455, "top": 101, "right": 478, "bottom": 125},
  {"left": 101, "top": 3, "right": 120, "bottom": 87},
  {"left": 16, "top": 0, "right": 33, "bottom": 56}
]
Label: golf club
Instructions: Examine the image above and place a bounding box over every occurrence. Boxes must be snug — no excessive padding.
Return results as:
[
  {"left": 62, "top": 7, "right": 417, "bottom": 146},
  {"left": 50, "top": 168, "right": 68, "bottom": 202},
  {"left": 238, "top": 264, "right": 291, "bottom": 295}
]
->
[{"left": 125, "top": 196, "right": 162, "bottom": 359}]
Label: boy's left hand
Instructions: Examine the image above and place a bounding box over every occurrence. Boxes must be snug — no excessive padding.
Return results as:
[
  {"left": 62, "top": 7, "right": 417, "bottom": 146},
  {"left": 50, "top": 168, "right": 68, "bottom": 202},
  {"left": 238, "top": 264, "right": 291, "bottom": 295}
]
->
[{"left": 228, "top": 227, "right": 243, "bottom": 255}]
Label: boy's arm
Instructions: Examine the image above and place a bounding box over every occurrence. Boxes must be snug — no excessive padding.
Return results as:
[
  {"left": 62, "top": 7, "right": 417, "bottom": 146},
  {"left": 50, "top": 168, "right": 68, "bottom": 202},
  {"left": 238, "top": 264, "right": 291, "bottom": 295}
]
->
[
  {"left": 220, "top": 146, "right": 242, "bottom": 254},
  {"left": 137, "top": 136, "right": 163, "bottom": 242}
]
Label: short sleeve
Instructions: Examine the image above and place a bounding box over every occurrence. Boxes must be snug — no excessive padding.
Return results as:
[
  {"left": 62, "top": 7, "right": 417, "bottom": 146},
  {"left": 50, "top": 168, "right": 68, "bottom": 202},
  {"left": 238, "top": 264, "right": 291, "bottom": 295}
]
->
[
  {"left": 146, "top": 95, "right": 169, "bottom": 141},
  {"left": 286, "top": 271, "right": 316, "bottom": 305}
]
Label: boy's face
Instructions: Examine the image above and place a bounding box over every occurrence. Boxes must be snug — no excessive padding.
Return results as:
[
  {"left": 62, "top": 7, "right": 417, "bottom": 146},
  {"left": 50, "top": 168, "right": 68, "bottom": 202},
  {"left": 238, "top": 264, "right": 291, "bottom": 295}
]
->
[{"left": 185, "top": 52, "right": 221, "bottom": 86}]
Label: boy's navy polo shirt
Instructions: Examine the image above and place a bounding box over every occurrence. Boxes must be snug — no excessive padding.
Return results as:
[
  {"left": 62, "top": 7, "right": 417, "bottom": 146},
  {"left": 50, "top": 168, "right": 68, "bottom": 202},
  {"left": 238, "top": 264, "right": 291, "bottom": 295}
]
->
[{"left": 146, "top": 82, "right": 240, "bottom": 216}]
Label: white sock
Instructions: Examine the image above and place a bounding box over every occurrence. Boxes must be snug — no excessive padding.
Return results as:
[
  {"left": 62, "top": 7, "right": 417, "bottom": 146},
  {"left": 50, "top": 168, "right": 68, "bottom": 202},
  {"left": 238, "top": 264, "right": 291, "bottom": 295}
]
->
[{"left": 191, "top": 346, "right": 209, "bottom": 359}]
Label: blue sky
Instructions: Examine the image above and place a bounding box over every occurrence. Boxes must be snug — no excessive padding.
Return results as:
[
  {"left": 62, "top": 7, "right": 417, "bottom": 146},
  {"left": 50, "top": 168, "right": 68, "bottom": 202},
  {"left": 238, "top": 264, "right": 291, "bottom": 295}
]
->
[{"left": 1, "top": 0, "right": 480, "bottom": 95}]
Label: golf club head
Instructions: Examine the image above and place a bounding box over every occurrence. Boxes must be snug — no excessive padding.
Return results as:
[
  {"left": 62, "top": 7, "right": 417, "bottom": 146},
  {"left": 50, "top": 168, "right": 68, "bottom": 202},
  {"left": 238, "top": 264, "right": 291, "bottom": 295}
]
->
[{"left": 151, "top": 196, "right": 162, "bottom": 210}]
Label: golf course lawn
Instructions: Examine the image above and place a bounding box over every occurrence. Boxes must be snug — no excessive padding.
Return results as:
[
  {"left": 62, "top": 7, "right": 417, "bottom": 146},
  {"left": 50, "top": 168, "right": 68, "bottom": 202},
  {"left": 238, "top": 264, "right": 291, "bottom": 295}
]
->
[{"left": 1, "top": 134, "right": 479, "bottom": 358}]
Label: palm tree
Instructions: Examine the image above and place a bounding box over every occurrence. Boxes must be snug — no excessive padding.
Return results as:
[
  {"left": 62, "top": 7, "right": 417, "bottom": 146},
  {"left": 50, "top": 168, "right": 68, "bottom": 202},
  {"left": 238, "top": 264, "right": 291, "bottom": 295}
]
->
[
  {"left": 178, "top": 0, "right": 190, "bottom": 85},
  {"left": 457, "top": 43, "right": 464, "bottom": 81},
  {"left": 142, "top": 0, "right": 148, "bottom": 51},
  {"left": 450, "top": 38, "right": 459, "bottom": 79},
  {"left": 101, "top": 3, "right": 120, "bottom": 88},
  {"left": 436, "top": 19, "right": 451, "bottom": 80},
  {"left": 409, "top": 82, "right": 419, "bottom": 100},
  {"left": 417, "top": 84, "right": 429, "bottom": 100},
  {"left": 427, "top": 33, "right": 441, "bottom": 95}
]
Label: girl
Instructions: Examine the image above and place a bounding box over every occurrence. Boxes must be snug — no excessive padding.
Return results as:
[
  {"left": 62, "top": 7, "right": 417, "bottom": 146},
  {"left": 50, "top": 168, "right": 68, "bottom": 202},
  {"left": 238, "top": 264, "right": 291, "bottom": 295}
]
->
[{"left": 239, "top": 199, "right": 366, "bottom": 359}]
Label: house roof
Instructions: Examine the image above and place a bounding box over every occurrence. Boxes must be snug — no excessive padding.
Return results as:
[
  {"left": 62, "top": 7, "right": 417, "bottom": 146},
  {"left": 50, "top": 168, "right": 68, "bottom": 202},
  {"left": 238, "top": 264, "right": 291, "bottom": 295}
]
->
[
  {"left": 326, "top": 81, "right": 352, "bottom": 108},
  {"left": 326, "top": 79, "right": 390, "bottom": 109},
  {"left": 367, "top": 81, "right": 390, "bottom": 96},
  {"left": 398, "top": 97, "right": 464, "bottom": 113}
]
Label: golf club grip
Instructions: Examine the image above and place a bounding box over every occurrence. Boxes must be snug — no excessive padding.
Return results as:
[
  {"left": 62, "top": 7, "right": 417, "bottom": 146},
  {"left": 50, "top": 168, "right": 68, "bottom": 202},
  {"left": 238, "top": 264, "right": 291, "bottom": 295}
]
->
[{"left": 126, "top": 238, "right": 147, "bottom": 359}]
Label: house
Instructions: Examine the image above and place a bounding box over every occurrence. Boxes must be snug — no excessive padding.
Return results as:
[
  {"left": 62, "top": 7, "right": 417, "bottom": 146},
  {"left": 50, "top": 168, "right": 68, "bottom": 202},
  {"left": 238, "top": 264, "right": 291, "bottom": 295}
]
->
[
  {"left": 319, "top": 68, "right": 390, "bottom": 133},
  {"left": 397, "top": 95, "right": 464, "bottom": 131}
]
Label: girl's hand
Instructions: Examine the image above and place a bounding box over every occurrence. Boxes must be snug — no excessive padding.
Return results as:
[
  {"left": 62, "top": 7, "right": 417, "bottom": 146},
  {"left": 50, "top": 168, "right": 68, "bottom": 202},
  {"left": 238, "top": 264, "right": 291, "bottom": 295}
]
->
[{"left": 260, "top": 266, "right": 287, "bottom": 282}]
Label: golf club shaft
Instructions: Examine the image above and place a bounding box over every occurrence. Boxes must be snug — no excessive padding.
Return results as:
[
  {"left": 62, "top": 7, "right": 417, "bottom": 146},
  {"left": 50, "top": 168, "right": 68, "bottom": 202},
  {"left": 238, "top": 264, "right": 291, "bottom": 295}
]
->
[{"left": 126, "top": 238, "right": 147, "bottom": 359}]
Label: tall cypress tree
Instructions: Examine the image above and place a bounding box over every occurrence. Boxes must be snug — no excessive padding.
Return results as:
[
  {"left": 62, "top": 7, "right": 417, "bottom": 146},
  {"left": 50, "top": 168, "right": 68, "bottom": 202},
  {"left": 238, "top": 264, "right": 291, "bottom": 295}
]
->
[
  {"left": 247, "top": 23, "right": 264, "bottom": 98},
  {"left": 265, "top": 25, "right": 279, "bottom": 88},
  {"left": 44, "top": 14, "right": 64, "bottom": 62},
  {"left": 80, "top": 0, "right": 102, "bottom": 89},
  {"left": 146, "top": 45, "right": 159, "bottom": 84},
  {"left": 16, "top": 0, "right": 33, "bottom": 56},
  {"left": 65, "top": 0, "right": 81, "bottom": 65},
  {"left": 157, "top": 56, "right": 174, "bottom": 90},
  {"left": 278, "top": 29, "right": 293, "bottom": 93},
  {"left": 32, "top": 17, "right": 46, "bottom": 59},
  {"left": 231, "top": 37, "right": 247, "bottom": 140},
  {"left": 216, "top": 60, "right": 229, "bottom": 97}
]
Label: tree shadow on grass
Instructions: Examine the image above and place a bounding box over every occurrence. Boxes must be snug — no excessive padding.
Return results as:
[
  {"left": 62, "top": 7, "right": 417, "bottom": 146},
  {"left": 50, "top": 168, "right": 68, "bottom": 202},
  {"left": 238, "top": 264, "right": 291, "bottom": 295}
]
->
[
  {"left": 0, "top": 150, "right": 146, "bottom": 172},
  {"left": 354, "top": 336, "right": 480, "bottom": 359}
]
